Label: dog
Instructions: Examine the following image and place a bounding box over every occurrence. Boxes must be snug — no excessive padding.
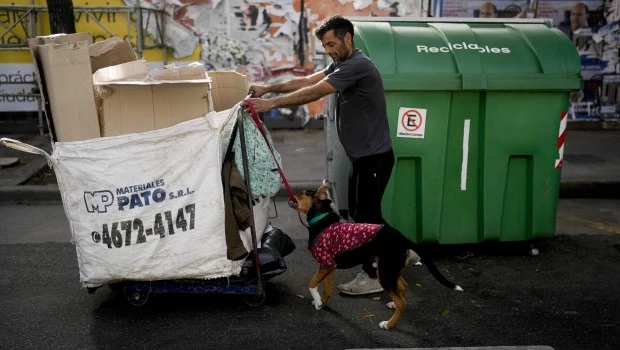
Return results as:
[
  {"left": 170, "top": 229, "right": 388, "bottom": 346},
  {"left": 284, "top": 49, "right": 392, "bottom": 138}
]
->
[{"left": 291, "top": 184, "right": 463, "bottom": 330}]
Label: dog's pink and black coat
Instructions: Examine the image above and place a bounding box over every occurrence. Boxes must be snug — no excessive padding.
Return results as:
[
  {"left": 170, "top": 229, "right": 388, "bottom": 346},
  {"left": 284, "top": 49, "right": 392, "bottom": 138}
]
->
[{"left": 309, "top": 215, "right": 382, "bottom": 267}]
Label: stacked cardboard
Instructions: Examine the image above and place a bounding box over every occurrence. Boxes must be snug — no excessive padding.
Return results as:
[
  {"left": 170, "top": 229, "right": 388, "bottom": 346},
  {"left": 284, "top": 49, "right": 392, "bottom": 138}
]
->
[
  {"left": 93, "top": 60, "right": 214, "bottom": 137},
  {"left": 29, "top": 33, "right": 251, "bottom": 141}
]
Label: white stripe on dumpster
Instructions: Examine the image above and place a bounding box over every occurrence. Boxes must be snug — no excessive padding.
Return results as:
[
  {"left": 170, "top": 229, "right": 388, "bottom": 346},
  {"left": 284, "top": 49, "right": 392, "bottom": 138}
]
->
[{"left": 461, "top": 119, "right": 471, "bottom": 191}]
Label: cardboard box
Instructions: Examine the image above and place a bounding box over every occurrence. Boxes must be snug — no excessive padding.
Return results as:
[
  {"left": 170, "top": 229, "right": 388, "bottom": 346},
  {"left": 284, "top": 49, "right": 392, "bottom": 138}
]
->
[
  {"left": 89, "top": 37, "right": 138, "bottom": 74},
  {"left": 94, "top": 61, "right": 213, "bottom": 137},
  {"left": 29, "top": 33, "right": 101, "bottom": 142},
  {"left": 207, "top": 70, "right": 250, "bottom": 111}
]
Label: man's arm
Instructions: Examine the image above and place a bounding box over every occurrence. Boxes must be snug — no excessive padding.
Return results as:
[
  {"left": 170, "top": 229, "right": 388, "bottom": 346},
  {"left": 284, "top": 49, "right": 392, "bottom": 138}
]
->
[
  {"left": 250, "top": 70, "right": 327, "bottom": 97},
  {"left": 244, "top": 80, "right": 336, "bottom": 113}
]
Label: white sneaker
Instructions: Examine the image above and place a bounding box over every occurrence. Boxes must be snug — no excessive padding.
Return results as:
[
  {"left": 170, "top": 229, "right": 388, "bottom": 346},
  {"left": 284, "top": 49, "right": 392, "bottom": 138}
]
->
[
  {"left": 336, "top": 272, "right": 383, "bottom": 295},
  {"left": 405, "top": 249, "right": 421, "bottom": 268}
]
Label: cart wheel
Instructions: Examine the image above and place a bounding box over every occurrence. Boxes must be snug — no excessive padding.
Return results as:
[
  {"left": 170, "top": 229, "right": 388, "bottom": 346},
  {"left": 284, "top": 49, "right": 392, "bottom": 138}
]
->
[
  {"left": 244, "top": 290, "right": 266, "bottom": 307},
  {"left": 126, "top": 290, "right": 150, "bottom": 307},
  {"left": 530, "top": 243, "right": 539, "bottom": 256}
]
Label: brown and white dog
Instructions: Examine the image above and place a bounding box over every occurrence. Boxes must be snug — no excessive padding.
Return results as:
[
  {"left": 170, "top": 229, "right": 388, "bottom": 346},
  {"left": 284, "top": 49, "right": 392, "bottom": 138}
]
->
[{"left": 292, "top": 184, "right": 463, "bottom": 330}]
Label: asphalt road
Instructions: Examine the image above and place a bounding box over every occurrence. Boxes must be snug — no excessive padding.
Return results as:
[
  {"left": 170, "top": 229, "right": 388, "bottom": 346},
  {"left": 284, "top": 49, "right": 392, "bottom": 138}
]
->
[{"left": 1, "top": 198, "right": 619, "bottom": 350}]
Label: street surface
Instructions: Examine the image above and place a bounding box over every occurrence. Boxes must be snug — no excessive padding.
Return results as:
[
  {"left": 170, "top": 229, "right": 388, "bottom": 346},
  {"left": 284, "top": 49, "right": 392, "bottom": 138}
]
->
[{"left": 1, "top": 198, "right": 619, "bottom": 349}]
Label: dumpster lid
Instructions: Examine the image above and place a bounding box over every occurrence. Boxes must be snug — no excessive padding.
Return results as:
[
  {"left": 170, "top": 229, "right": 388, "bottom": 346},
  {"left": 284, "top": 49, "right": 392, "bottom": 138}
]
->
[
  {"left": 347, "top": 18, "right": 581, "bottom": 91},
  {"left": 349, "top": 16, "right": 554, "bottom": 27}
]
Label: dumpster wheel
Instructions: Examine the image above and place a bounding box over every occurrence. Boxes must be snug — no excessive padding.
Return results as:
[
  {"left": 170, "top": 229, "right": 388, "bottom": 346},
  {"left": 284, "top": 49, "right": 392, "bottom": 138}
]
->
[{"left": 529, "top": 243, "right": 539, "bottom": 256}]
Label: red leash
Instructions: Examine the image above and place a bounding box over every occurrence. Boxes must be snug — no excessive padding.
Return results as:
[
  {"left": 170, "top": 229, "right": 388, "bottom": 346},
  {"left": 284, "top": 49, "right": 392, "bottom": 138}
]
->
[{"left": 243, "top": 98, "right": 298, "bottom": 208}]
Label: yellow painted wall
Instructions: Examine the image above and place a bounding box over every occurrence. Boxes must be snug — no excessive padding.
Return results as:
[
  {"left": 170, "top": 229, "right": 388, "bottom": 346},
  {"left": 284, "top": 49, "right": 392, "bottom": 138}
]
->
[{"left": 0, "top": 0, "right": 199, "bottom": 64}]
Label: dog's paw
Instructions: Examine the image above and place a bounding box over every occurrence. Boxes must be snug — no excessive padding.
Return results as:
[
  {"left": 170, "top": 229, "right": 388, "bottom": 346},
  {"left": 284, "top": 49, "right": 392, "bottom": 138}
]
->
[
  {"left": 379, "top": 321, "right": 391, "bottom": 329},
  {"left": 386, "top": 301, "right": 396, "bottom": 310},
  {"left": 311, "top": 300, "right": 323, "bottom": 310}
]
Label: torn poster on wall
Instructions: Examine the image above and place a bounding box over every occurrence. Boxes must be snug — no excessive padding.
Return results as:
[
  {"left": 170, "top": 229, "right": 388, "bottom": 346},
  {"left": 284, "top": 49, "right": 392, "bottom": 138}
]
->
[{"left": 129, "top": 0, "right": 424, "bottom": 79}]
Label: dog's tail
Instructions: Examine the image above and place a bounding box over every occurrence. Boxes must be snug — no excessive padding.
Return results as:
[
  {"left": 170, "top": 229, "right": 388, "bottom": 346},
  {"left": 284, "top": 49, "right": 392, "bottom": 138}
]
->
[{"left": 406, "top": 241, "right": 464, "bottom": 292}]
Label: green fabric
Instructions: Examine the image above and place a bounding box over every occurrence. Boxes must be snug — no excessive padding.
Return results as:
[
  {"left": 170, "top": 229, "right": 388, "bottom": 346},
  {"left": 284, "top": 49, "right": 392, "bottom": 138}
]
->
[{"left": 233, "top": 111, "right": 282, "bottom": 199}]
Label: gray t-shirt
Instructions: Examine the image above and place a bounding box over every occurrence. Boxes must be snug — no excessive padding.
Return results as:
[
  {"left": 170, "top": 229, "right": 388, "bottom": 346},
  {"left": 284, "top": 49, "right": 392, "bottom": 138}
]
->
[{"left": 323, "top": 49, "right": 391, "bottom": 161}]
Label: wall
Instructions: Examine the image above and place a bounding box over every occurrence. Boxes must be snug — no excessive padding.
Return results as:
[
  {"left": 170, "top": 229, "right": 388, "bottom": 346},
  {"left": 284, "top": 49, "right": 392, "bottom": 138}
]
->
[{"left": 0, "top": 0, "right": 424, "bottom": 116}]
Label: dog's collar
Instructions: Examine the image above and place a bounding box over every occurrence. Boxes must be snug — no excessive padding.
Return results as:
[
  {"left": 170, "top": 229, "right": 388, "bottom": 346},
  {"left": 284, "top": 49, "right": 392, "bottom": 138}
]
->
[{"left": 307, "top": 212, "right": 330, "bottom": 226}]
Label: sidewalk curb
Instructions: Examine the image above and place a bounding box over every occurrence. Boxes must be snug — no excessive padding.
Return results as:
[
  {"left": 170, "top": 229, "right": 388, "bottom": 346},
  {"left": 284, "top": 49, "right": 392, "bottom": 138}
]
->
[
  {"left": 1, "top": 181, "right": 619, "bottom": 202},
  {"left": 0, "top": 185, "right": 62, "bottom": 202}
]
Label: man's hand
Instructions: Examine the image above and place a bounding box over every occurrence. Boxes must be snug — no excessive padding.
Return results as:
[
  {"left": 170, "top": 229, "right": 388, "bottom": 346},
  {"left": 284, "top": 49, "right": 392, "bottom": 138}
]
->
[
  {"left": 242, "top": 98, "right": 275, "bottom": 114},
  {"left": 248, "top": 84, "right": 270, "bottom": 98}
]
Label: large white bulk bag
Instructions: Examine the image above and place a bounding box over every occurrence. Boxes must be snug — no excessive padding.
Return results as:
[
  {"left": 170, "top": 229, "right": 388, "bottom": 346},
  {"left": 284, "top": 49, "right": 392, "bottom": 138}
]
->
[{"left": 3, "top": 116, "right": 248, "bottom": 287}]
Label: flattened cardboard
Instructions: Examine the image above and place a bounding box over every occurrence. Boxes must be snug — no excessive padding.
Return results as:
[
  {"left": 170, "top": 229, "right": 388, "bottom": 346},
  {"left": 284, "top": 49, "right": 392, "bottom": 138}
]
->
[
  {"left": 28, "top": 32, "right": 95, "bottom": 142},
  {"left": 89, "top": 37, "right": 138, "bottom": 74},
  {"left": 28, "top": 38, "right": 55, "bottom": 141},
  {"left": 207, "top": 70, "right": 250, "bottom": 111},
  {"left": 30, "top": 33, "right": 100, "bottom": 142}
]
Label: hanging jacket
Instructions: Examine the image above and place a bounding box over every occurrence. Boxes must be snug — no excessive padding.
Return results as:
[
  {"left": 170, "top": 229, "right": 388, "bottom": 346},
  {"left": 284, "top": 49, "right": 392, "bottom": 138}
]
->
[{"left": 221, "top": 157, "right": 252, "bottom": 261}]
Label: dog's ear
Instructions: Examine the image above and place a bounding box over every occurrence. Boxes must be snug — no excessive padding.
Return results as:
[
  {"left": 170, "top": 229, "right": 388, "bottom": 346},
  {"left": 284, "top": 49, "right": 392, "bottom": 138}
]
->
[{"left": 315, "top": 184, "right": 329, "bottom": 201}]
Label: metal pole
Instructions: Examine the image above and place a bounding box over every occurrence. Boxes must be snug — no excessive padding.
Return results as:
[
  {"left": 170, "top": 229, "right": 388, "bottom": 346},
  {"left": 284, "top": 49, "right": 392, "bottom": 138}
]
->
[
  {"left": 37, "top": 94, "right": 45, "bottom": 135},
  {"left": 162, "top": 0, "right": 167, "bottom": 65},
  {"left": 28, "top": 0, "right": 36, "bottom": 38},
  {"left": 46, "top": 0, "right": 76, "bottom": 34},
  {"left": 126, "top": 6, "right": 131, "bottom": 47},
  {"left": 135, "top": 5, "right": 144, "bottom": 58},
  {"left": 29, "top": 0, "right": 44, "bottom": 134},
  {"left": 297, "top": 0, "right": 305, "bottom": 67}
]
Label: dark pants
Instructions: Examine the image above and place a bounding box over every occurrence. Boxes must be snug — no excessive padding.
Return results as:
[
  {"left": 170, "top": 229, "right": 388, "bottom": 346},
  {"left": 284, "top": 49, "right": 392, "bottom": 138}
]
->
[{"left": 348, "top": 149, "right": 394, "bottom": 278}]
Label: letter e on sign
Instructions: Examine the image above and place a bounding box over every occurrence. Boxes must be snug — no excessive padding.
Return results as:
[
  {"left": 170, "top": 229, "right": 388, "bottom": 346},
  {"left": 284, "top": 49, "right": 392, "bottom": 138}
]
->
[{"left": 396, "top": 107, "right": 427, "bottom": 139}]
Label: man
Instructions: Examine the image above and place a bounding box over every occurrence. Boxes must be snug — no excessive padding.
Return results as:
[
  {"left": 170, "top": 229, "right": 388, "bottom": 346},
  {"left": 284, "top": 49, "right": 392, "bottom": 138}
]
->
[
  {"left": 242, "top": 15, "right": 394, "bottom": 295},
  {"left": 478, "top": 2, "right": 498, "bottom": 18},
  {"left": 570, "top": 3, "right": 594, "bottom": 53},
  {"left": 570, "top": 2, "right": 589, "bottom": 33}
]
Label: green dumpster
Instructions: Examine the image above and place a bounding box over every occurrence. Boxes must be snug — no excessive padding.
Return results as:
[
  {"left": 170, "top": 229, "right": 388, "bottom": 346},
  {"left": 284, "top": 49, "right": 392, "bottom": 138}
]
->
[{"left": 325, "top": 18, "right": 582, "bottom": 244}]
